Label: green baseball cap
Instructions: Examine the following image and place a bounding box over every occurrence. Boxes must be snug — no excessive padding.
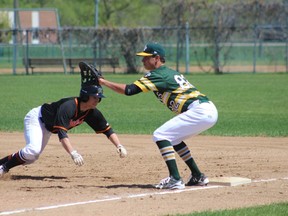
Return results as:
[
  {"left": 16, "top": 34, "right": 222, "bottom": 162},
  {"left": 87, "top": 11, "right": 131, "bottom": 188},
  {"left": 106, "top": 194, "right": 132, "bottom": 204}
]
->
[{"left": 136, "top": 42, "right": 165, "bottom": 57}]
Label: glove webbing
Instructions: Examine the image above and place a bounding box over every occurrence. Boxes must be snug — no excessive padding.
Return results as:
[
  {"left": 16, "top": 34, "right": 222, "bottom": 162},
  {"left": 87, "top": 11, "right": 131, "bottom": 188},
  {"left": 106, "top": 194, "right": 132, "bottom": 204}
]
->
[{"left": 81, "top": 69, "right": 98, "bottom": 86}]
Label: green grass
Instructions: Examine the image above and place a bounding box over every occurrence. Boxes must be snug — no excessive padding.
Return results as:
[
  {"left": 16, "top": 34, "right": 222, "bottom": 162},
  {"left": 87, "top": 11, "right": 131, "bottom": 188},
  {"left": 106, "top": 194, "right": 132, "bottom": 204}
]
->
[
  {"left": 172, "top": 202, "right": 288, "bottom": 216},
  {"left": 0, "top": 73, "right": 287, "bottom": 136},
  {"left": 0, "top": 73, "right": 287, "bottom": 214}
]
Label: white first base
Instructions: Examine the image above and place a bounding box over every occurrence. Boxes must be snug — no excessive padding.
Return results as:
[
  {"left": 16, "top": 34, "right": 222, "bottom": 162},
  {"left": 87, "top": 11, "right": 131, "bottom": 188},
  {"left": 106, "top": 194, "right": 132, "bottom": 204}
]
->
[{"left": 209, "top": 177, "right": 252, "bottom": 186}]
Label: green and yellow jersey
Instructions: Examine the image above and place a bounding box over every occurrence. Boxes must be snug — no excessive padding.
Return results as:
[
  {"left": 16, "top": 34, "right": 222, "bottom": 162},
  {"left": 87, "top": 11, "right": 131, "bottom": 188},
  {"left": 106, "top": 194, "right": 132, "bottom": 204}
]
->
[{"left": 134, "top": 66, "right": 209, "bottom": 114}]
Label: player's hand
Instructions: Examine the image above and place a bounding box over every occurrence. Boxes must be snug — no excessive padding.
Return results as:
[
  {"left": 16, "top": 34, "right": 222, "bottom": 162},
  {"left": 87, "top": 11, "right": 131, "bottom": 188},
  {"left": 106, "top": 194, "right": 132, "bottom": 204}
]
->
[
  {"left": 70, "top": 150, "right": 84, "bottom": 166},
  {"left": 117, "top": 145, "right": 127, "bottom": 158}
]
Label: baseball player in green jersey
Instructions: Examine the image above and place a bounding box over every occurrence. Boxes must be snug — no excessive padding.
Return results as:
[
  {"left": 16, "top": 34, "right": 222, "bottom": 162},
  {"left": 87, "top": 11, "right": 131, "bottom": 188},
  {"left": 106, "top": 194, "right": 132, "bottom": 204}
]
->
[
  {"left": 0, "top": 85, "right": 127, "bottom": 177},
  {"left": 99, "top": 42, "right": 218, "bottom": 190}
]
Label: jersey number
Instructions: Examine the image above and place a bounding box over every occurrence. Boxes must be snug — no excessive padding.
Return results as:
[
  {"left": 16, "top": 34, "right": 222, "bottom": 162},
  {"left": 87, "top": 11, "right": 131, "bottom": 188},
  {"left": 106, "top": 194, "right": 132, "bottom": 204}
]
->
[{"left": 174, "top": 75, "right": 193, "bottom": 89}]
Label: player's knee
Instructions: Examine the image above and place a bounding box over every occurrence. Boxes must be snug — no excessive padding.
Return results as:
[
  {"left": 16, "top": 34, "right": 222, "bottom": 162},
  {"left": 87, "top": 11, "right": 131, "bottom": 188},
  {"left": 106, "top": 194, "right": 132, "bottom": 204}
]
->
[
  {"left": 20, "top": 147, "right": 41, "bottom": 163},
  {"left": 153, "top": 129, "right": 163, "bottom": 143}
]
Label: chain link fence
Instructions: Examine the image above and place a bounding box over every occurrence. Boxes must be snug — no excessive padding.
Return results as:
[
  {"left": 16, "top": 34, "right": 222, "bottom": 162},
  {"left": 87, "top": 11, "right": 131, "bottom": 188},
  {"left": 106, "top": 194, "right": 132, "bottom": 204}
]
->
[
  {"left": 1, "top": 1, "right": 288, "bottom": 75},
  {"left": 0, "top": 25, "right": 287, "bottom": 75}
]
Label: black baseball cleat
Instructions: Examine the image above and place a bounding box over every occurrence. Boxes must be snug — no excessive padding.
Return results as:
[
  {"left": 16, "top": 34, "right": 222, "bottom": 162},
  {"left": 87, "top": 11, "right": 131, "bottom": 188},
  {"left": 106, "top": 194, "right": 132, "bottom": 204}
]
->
[{"left": 186, "top": 173, "right": 209, "bottom": 186}]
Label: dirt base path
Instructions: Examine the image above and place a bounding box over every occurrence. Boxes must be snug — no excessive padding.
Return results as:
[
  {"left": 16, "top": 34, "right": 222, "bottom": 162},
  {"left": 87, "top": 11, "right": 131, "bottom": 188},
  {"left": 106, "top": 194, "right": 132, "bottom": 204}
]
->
[{"left": 0, "top": 132, "right": 287, "bottom": 216}]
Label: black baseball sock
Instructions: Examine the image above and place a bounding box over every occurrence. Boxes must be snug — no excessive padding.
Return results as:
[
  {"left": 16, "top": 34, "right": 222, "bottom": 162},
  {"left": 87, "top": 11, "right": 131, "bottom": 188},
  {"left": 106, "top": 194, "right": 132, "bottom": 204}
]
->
[
  {"left": 3, "top": 152, "right": 25, "bottom": 171},
  {"left": 0, "top": 155, "right": 11, "bottom": 165}
]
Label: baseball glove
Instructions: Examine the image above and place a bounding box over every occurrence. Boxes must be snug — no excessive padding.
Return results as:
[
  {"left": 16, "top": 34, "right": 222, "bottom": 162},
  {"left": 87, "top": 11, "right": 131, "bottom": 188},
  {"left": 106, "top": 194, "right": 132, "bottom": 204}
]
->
[{"left": 79, "top": 61, "right": 103, "bottom": 86}]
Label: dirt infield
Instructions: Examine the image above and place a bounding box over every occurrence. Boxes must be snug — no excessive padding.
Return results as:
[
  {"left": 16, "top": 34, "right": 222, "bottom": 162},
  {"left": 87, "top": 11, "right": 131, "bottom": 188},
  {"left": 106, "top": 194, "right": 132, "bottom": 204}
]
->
[{"left": 0, "top": 132, "right": 287, "bottom": 216}]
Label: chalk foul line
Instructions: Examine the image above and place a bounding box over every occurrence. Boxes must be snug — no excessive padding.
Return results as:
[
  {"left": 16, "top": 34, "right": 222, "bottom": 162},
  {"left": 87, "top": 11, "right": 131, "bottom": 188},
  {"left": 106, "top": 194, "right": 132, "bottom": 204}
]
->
[{"left": 0, "top": 177, "right": 287, "bottom": 215}]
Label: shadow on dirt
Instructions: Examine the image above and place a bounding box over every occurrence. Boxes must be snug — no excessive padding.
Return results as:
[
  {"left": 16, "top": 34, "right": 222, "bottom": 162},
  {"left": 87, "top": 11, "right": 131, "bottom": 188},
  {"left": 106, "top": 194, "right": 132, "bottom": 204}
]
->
[
  {"left": 102, "top": 184, "right": 155, "bottom": 189},
  {"left": 11, "top": 175, "right": 67, "bottom": 181}
]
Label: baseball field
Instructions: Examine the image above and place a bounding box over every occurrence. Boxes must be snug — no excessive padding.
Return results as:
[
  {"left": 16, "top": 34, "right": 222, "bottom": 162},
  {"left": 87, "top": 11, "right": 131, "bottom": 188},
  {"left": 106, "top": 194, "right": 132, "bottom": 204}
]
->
[{"left": 0, "top": 73, "right": 287, "bottom": 215}]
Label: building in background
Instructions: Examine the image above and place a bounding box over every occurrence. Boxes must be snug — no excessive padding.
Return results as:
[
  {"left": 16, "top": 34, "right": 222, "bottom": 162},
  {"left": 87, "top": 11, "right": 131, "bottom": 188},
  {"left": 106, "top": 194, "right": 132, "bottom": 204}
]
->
[{"left": 2, "top": 9, "right": 59, "bottom": 44}]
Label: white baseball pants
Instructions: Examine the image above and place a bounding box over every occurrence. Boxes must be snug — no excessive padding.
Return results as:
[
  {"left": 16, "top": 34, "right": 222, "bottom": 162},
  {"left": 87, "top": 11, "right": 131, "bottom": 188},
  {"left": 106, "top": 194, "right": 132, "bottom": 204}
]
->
[
  {"left": 153, "top": 100, "right": 218, "bottom": 145},
  {"left": 19, "top": 106, "right": 51, "bottom": 164}
]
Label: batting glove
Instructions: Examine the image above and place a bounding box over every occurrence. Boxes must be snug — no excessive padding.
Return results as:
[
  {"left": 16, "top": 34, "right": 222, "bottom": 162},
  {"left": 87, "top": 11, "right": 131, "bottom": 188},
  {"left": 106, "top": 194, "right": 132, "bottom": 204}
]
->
[
  {"left": 70, "top": 150, "right": 84, "bottom": 166},
  {"left": 117, "top": 145, "right": 127, "bottom": 158}
]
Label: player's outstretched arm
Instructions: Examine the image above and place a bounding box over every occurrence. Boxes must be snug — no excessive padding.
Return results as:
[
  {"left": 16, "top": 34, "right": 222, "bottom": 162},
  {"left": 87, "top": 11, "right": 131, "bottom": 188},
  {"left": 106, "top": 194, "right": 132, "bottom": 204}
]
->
[
  {"left": 99, "top": 77, "right": 126, "bottom": 94},
  {"left": 60, "top": 137, "right": 84, "bottom": 166},
  {"left": 108, "top": 133, "right": 127, "bottom": 158}
]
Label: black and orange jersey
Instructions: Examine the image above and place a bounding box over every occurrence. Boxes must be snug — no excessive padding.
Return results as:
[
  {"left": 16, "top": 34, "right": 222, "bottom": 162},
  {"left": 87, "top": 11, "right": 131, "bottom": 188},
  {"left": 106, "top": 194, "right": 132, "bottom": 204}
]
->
[{"left": 40, "top": 97, "right": 113, "bottom": 140}]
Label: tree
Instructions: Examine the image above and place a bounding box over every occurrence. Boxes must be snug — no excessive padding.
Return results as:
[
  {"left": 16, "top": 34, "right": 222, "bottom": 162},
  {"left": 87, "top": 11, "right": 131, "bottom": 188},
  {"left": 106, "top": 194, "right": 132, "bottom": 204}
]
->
[
  {"left": 159, "top": 0, "right": 287, "bottom": 74},
  {"left": 0, "top": 12, "right": 11, "bottom": 43}
]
